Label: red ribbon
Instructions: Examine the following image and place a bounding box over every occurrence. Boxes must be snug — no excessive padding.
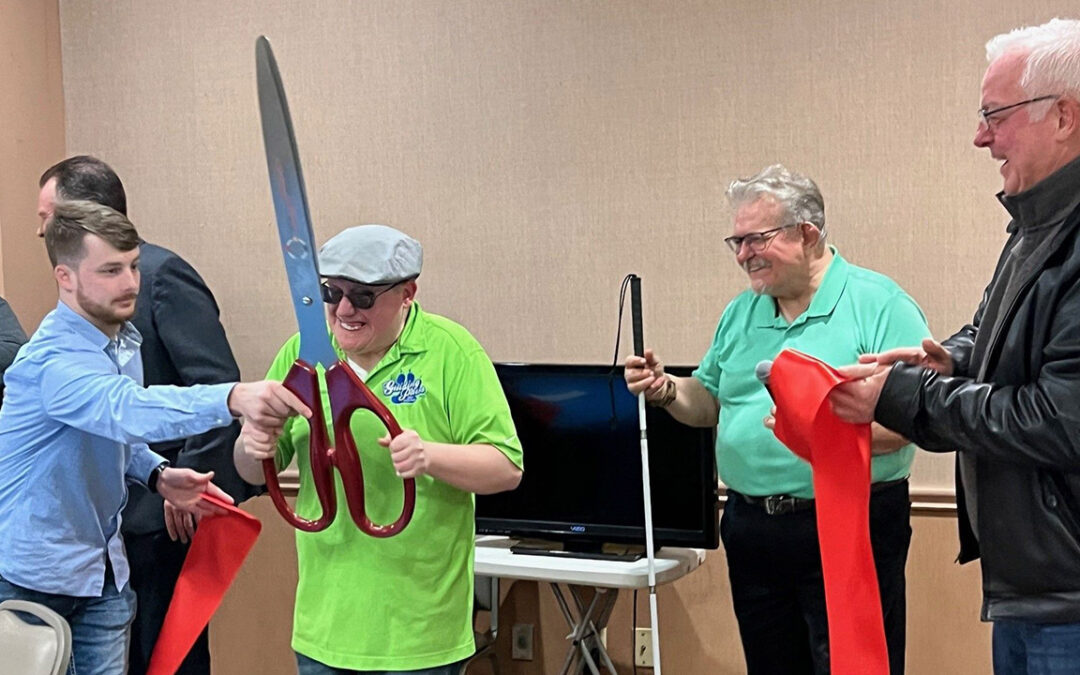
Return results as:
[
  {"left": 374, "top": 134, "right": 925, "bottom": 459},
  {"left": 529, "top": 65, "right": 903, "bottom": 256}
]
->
[
  {"left": 770, "top": 349, "right": 888, "bottom": 675},
  {"left": 146, "top": 494, "right": 262, "bottom": 675}
]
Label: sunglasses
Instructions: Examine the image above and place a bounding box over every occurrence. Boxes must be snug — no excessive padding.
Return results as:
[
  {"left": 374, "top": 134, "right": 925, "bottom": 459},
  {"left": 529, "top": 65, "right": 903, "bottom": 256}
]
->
[{"left": 320, "top": 280, "right": 405, "bottom": 310}]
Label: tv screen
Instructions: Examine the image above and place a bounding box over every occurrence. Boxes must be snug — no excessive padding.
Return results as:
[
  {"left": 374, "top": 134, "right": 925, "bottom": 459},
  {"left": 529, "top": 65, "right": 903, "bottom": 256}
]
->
[{"left": 476, "top": 363, "right": 719, "bottom": 552}]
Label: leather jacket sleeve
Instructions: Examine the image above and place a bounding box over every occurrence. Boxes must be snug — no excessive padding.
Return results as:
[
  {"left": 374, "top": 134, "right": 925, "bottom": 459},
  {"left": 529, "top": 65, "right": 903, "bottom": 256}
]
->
[{"left": 876, "top": 276, "right": 1080, "bottom": 470}]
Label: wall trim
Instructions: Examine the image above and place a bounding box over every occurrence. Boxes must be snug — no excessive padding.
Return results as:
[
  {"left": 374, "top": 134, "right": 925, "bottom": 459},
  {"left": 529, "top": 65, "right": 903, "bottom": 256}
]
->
[{"left": 271, "top": 470, "right": 958, "bottom": 516}]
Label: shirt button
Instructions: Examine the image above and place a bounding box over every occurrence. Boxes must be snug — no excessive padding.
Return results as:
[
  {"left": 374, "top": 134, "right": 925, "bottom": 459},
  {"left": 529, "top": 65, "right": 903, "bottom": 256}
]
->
[{"left": 1047, "top": 495, "right": 1059, "bottom": 509}]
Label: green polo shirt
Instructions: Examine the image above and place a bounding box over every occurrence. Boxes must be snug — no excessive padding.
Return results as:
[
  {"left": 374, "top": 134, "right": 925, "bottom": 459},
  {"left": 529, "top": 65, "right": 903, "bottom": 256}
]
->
[
  {"left": 266, "top": 302, "right": 522, "bottom": 671},
  {"left": 693, "top": 249, "right": 930, "bottom": 499}
]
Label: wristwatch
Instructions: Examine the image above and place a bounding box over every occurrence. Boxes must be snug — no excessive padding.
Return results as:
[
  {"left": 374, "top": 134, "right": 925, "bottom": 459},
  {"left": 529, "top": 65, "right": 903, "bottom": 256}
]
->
[{"left": 147, "top": 461, "right": 171, "bottom": 494}]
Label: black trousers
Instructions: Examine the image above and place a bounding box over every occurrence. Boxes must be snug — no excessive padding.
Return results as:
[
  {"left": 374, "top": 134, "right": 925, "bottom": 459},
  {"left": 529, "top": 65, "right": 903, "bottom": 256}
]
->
[
  {"left": 126, "top": 530, "right": 212, "bottom": 675},
  {"left": 721, "top": 480, "right": 911, "bottom": 675}
]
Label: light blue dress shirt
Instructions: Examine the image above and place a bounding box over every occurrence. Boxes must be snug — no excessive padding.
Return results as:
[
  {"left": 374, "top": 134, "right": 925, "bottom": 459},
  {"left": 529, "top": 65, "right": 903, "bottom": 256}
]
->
[{"left": 0, "top": 302, "right": 235, "bottom": 597}]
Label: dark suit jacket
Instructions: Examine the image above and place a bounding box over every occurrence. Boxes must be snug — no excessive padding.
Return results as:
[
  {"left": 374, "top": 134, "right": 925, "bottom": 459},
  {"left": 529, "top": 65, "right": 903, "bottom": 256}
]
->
[
  {"left": 0, "top": 296, "right": 28, "bottom": 405},
  {"left": 122, "top": 242, "right": 261, "bottom": 536}
]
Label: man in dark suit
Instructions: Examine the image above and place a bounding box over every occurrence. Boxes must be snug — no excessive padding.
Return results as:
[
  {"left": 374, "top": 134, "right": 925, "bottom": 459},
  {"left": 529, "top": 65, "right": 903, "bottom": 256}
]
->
[
  {"left": 37, "top": 155, "right": 259, "bottom": 674},
  {"left": 0, "top": 296, "right": 27, "bottom": 405}
]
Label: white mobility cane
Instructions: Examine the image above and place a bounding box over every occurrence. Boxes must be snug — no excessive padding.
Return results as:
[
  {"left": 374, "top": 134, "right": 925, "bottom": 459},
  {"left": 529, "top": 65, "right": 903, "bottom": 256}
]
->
[{"left": 629, "top": 274, "right": 662, "bottom": 674}]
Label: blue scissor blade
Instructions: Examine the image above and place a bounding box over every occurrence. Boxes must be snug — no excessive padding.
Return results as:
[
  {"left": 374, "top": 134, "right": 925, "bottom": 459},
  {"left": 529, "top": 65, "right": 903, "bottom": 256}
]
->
[{"left": 256, "top": 36, "right": 337, "bottom": 368}]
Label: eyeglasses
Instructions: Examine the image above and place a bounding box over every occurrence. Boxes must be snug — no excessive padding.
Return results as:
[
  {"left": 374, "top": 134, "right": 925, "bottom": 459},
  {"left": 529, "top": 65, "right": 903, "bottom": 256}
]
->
[
  {"left": 977, "top": 95, "right": 1058, "bottom": 130},
  {"left": 724, "top": 223, "right": 800, "bottom": 254},
  {"left": 320, "top": 280, "right": 404, "bottom": 309}
]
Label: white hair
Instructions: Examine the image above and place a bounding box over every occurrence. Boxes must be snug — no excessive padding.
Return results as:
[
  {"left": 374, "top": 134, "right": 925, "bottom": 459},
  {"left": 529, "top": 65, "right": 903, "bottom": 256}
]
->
[
  {"left": 725, "top": 164, "right": 826, "bottom": 233},
  {"left": 985, "top": 18, "right": 1080, "bottom": 120}
]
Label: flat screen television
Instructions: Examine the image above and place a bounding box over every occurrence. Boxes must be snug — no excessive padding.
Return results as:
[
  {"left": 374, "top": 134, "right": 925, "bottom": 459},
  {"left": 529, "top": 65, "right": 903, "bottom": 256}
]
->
[{"left": 476, "top": 363, "right": 720, "bottom": 554}]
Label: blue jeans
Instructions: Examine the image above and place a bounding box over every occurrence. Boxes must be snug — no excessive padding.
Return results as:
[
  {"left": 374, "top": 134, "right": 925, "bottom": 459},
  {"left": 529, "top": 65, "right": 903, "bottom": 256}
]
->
[
  {"left": 0, "top": 571, "right": 136, "bottom": 675},
  {"left": 993, "top": 620, "right": 1080, "bottom": 675},
  {"left": 296, "top": 652, "right": 465, "bottom": 675}
]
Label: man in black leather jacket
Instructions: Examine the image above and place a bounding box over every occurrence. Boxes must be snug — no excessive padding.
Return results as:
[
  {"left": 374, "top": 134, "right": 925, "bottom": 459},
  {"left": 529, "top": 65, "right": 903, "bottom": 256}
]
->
[
  {"left": 37, "top": 156, "right": 260, "bottom": 674},
  {"left": 828, "top": 18, "right": 1080, "bottom": 675}
]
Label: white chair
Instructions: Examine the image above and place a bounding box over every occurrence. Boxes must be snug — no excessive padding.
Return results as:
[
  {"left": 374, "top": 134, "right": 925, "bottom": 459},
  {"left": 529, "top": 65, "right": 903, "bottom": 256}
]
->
[{"left": 0, "top": 599, "right": 72, "bottom": 675}]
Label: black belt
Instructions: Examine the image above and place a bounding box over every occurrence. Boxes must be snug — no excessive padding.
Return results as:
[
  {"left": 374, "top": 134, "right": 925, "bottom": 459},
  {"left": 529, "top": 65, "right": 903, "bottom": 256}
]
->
[{"left": 733, "top": 477, "right": 908, "bottom": 516}]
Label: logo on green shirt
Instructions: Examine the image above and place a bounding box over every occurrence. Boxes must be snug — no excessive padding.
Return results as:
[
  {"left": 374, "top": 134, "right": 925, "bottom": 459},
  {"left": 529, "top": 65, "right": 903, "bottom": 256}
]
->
[{"left": 383, "top": 372, "right": 427, "bottom": 404}]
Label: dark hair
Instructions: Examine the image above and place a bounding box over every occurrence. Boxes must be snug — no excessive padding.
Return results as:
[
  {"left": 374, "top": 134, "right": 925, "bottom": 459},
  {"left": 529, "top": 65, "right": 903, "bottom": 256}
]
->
[
  {"left": 39, "top": 155, "right": 127, "bottom": 215},
  {"left": 45, "top": 200, "right": 140, "bottom": 267}
]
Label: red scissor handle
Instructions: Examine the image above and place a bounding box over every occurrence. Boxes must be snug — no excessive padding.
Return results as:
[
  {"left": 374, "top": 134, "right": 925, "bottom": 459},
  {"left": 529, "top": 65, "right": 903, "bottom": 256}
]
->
[
  {"left": 262, "top": 358, "right": 416, "bottom": 536},
  {"left": 263, "top": 360, "right": 337, "bottom": 532},
  {"left": 326, "top": 362, "right": 416, "bottom": 537}
]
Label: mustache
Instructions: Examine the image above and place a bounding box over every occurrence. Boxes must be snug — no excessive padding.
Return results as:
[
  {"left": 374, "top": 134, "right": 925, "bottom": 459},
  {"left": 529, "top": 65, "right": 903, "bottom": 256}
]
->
[{"left": 742, "top": 258, "right": 770, "bottom": 274}]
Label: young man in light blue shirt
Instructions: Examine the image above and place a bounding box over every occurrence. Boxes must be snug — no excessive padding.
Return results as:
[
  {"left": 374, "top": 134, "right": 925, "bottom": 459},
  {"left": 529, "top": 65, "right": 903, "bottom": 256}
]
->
[{"left": 0, "top": 199, "right": 309, "bottom": 675}]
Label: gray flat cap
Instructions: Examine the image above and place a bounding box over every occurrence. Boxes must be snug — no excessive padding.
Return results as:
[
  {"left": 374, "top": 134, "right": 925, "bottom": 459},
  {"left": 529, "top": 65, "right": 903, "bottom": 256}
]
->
[{"left": 318, "top": 224, "right": 423, "bottom": 284}]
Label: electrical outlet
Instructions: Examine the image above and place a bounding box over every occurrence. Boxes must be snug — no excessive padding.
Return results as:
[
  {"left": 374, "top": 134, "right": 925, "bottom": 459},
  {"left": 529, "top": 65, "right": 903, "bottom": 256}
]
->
[
  {"left": 634, "top": 627, "right": 653, "bottom": 668},
  {"left": 511, "top": 622, "right": 534, "bottom": 660}
]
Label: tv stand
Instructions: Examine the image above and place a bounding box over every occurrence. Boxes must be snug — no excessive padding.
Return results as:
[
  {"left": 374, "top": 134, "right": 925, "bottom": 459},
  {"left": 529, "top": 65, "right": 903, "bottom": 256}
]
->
[
  {"left": 476, "top": 536, "right": 706, "bottom": 674},
  {"left": 509, "top": 538, "right": 647, "bottom": 562}
]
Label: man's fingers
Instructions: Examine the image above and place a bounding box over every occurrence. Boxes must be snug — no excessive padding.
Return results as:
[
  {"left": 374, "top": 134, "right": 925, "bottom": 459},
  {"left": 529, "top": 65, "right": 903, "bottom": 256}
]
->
[
  {"left": 204, "top": 482, "right": 234, "bottom": 505},
  {"left": 192, "top": 499, "right": 228, "bottom": 519},
  {"left": 165, "top": 509, "right": 178, "bottom": 541},
  {"left": 870, "top": 347, "right": 925, "bottom": 366},
  {"left": 244, "top": 444, "right": 277, "bottom": 461},
  {"left": 243, "top": 425, "right": 278, "bottom": 445},
  {"left": 237, "top": 382, "right": 313, "bottom": 426},
  {"left": 173, "top": 511, "right": 192, "bottom": 544},
  {"left": 835, "top": 362, "right": 880, "bottom": 380},
  {"left": 271, "top": 385, "right": 313, "bottom": 419},
  {"left": 624, "top": 354, "right": 646, "bottom": 369},
  {"left": 923, "top": 338, "right": 949, "bottom": 360},
  {"left": 181, "top": 513, "right": 196, "bottom": 544}
]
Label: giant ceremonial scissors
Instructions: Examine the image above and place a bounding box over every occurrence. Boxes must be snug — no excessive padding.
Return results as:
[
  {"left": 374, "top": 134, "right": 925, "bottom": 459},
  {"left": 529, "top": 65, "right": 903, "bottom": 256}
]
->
[{"left": 255, "top": 36, "right": 415, "bottom": 535}]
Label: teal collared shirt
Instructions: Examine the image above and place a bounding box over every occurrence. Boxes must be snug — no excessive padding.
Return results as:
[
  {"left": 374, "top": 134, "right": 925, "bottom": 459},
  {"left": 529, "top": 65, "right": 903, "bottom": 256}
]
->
[{"left": 694, "top": 248, "right": 930, "bottom": 498}]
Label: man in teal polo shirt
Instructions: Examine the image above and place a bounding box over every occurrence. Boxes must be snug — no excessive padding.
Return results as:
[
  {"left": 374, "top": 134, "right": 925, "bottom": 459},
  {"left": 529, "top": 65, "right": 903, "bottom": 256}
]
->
[
  {"left": 235, "top": 225, "right": 523, "bottom": 675},
  {"left": 625, "top": 164, "right": 929, "bottom": 675}
]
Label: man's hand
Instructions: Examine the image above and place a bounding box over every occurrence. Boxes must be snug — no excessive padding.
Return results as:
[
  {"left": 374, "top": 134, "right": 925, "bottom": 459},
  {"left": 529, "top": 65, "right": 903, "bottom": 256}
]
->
[
  {"left": 763, "top": 404, "right": 777, "bottom": 431},
  {"left": 625, "top": 349, "right": 668, "bottom": 401},
  {"left": 859, "top": 338, "right": 953, "bottom": 375},
  {"left": 829, "top": 362, "right": 890, "bottom": 424},
  {"left": 228, "top": 381, "right": 312, "bottom": 428},
  {"left": 164, "top": 501, "right": 196, "bottom": 544},
  {"left": 240, "top": 421, "right": 285, "bottom": 462},
  {"left": 379, "top": 429, "right": 429, "bottom": 479},
  {"left": 157, "top": 468, "right": 234, "bottom": 542}
]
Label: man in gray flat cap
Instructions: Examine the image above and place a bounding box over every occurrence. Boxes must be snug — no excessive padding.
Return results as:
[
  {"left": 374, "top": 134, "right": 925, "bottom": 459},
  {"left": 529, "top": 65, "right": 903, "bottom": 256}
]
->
[{"left": 234, "top": 224, "right": 523, "bottom": 674}]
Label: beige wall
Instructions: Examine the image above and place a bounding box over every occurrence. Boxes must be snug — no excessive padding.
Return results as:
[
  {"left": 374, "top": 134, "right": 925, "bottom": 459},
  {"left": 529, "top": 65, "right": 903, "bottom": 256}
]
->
[
  {"left": 55, "top": 0, "right": 1076, "bottom": 495},
  {"left": 0, "top": 0, "right": 65, "bottom": 325},
  {"left": 6, "top": 0, "right": 1072, "bottom": 673}
]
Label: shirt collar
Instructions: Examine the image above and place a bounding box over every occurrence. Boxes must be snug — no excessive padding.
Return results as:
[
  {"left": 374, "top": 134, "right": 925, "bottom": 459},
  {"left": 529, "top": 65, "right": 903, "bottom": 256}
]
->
[
  {"left": 330, "top": 301, "right": 427, "bottom": 376},
  {"left": 54, "top": 301, "right": 143, "bottom": 352},
  {"left": 998, "top": 153, "right": 1080, "bottom": 233},
  {"left": 752, "top": 247, "right": 848, "bottom": 328}
]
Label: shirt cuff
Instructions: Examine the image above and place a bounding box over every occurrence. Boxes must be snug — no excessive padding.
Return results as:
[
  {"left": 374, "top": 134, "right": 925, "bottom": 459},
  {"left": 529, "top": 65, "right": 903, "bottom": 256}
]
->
[
  {"left": 127, "top": 444, "right": 169, "bottom": 486},
  {"left": 205, "top": 382, "right": 238, "bottom": 422}
]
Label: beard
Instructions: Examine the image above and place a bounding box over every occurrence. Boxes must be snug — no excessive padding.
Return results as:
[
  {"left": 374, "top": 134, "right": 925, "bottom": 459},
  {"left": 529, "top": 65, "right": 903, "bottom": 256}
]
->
[
  {"left": 76, "top": 288, "right": 137, "bottom": 329},
  {"left": 743, "top": 259, "right": 773, "bottom": 296}
]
